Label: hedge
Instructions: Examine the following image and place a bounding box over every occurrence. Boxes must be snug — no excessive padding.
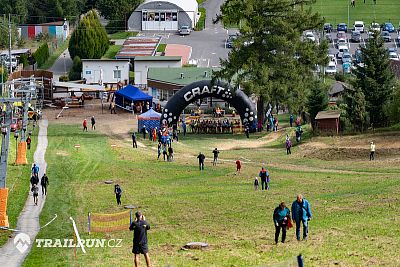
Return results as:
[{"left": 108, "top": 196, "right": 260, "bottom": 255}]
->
[{"left": 33, "top": 43, "right": 50, "bottom": 68}]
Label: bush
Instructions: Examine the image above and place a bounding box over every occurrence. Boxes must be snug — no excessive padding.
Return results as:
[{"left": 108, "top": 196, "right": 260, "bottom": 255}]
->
[
  {"left": 195, "top": 7, "right": 206, "bottom": 31},
  {"left": 33, "top": 43, "right": 50, "bottom": 68},
  {"left": 335, "top": 72, "right": 345, "bottom": 82},
  {"left": 19, "top": 54, "right": 29, "bottom": 68},
  {"left": 68, "top": 56, "right": 82, "bottom": 81},
  {"left": 59, "top": 75, "right": 69, "bottom": 82}
]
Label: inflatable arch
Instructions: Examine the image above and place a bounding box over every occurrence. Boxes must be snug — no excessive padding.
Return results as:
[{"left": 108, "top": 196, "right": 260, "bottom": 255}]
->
[{"left": 160, "top": 80, "right": 257, "bottom": 126}]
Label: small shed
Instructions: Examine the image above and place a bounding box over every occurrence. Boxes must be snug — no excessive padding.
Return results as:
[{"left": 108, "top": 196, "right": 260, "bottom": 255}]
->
[
  {"left": 315, "top": 110, "right": 341, "bottom": 135},
  {"left": 138, "top": 108, "right": 161, "bottom": 132},
  {"left": 115, "top": 85, "right": 153, "bottom": 112}
]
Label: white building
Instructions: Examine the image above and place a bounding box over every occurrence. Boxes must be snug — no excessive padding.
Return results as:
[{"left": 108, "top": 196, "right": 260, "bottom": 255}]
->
[
  {"left": 128, "top": 0, "right": 199, "bottom": 31},
  {"left": 81, "top": 59, "right": 130, "bottom": 86},
  {"left": 134, "top": 56, "right": 182, "bottom": 86}
]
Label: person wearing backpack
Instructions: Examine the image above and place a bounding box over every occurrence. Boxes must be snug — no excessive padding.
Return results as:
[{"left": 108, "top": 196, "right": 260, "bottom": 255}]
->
[
  {"left": 291, "top": 194, "right": 313, "bottom": 241},
  {"left": 286, "top": 138, "right": 292, "bottom": 155},
  {"left": 30, "top": 174, "right": 39, "bottom": 187},
  {"left": 115, "top": 184, "right": 122, "bottom": 205},
  {"left": 273, "top": 202, "right": 291, "bottom": 244},
  {"left": 40, "top": 173, "right": 49, "bottom": 195}
]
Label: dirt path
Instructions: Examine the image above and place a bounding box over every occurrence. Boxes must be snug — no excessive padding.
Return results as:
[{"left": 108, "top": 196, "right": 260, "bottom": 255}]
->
[{"left": 0, "top": 120, "right": 48, "bottom": 267}]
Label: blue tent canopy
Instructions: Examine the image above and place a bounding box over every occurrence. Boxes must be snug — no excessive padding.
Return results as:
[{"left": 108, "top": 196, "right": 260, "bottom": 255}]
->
[
  {"left": 138, "top": 108, "right": 161, "bottom": 132},
  {"left": 115, "top": 85, "right": 152, "bottom": 111}
]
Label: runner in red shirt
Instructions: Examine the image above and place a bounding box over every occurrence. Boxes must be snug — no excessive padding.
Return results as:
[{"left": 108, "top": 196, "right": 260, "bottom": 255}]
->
[
  {"left": 83, "top": 119, "right": 88, "bottom": 132},
  {"left": 235, "top": 160, "right": 241, "bottom": 173}
]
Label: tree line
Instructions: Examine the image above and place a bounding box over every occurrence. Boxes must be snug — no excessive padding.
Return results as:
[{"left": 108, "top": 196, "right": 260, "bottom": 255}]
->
[{"left": 213, "top": 0, "right": 400, "bottom": 132}]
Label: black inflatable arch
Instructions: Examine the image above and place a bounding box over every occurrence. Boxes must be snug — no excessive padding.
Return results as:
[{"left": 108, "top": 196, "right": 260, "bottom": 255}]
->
[{"left": 160, "top": 80, "right": 257, "bottom": 126}]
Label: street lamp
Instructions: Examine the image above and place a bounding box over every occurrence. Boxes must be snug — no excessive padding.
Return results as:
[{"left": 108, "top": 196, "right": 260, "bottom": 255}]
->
[
  {"left": 63, "top": 53, "right": 67, "bottom": 76},
  {"left": 14, "top": 131, "right": 19, "bottom": 160}
]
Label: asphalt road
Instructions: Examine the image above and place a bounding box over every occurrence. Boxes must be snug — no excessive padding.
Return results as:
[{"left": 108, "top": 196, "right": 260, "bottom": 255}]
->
[{"left": 139, "top": 0, "right": 234, "bottom": 68}]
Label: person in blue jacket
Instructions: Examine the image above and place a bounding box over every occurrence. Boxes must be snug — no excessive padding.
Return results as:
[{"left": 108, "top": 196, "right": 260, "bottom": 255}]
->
[
  {"left": 291, "top": 194, "right": 312, "bottom": 241},
  {"left": 273, "top": 202, "right": 290, "bottom": 244}
]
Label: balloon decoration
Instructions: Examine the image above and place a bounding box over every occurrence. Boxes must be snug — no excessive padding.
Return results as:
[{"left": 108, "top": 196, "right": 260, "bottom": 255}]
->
[{"left": 160, "top": 80, "right": 257, "bottom": 126}]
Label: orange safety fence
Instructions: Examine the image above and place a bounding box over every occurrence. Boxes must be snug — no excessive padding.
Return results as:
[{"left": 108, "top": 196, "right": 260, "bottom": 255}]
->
[
  {"left": 0, "top": 188, "right": 9, "bottom": 228},
  {"left": 88, "top": 210, "right": 132, "bottom": 234},
  {"left": 15, "top": 141, "right": 28, "bottom": 165}
]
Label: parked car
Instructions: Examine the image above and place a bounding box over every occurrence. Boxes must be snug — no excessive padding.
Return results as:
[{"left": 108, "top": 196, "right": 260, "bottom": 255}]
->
[
  {"left": 370, "top": 23, "right": 381, "bottom": 32},
  {"left": 179, "top": 25, "right": 191, "bottom": 35},
  {"left": 354, "top": 21, "right": 365, "bottom": 33},
  {"left": 337, "top": 38, "right": 347, "bottom": 47},
  {"left": 342, "top": 52, "right": 352, "bottom": 63},
  {"left": 381, "top": 31, "right": 391, "bottom": 42},
  {"left": 337, "top": 44, "right": 349, "bottom": 59},
  {"left": 351, "top": 31, "right": 361, "bottom": 42},
  {"left": 343, "top": 62, "right": 351, "bottom": 74},
  {"left": 354, "top": 49, "right": 363, "bottom": 63},
  {"left": 325, "top": 61, "right": 337, "bottom": 75},
  {"left": 305, "top": 31, "right": 316, "bottom": 42},
  {"left": 328, "top": 54, "right": 337, "bottom": 65},
  {"left": 226, "top": 34, "right": 238, "bottom": 48},
  {"left": 337, "top": 23, "right": 348, "bottom": 33},
  {"left": 336, "top": 31, "right": 347, "bottom": 40},
  {"left": 382, "top": 22, "right": 395, "bottom": 33},
  {"left": 323, "top": 23, "right": 333, "bottom": 33},
  {"left": 10, "top": 118, "right": 21, "bottom": 132},
  {"left": 389, "top": 51, "right": 399, "bottom": 61},
  {"left": 324, "top": 33, "right": 333, "bottom": 43}
]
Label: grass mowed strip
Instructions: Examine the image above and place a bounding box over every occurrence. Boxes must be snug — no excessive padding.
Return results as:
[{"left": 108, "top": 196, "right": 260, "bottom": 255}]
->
[
  {"left": 102, "top": 45, "right": 122, "bottom": 59},
  {"left": 24, "top": 124, "right": 400, "bottom": 266},
  {"left": 313, "top": 0, "right": 400, "bottom": 26}
]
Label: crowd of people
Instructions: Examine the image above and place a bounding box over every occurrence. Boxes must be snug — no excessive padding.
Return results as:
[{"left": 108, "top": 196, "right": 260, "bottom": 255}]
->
[
  {"left": 29, "top": 163, "right": 49, "bottom": 206},
  {"left": 188, "top": 119, "right": 241, "bottom": 134}
]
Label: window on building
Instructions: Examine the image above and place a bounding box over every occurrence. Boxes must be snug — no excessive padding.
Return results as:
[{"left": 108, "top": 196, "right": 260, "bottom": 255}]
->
[
  {"left": 148, "top": 12, "right": 155, "bottom": 21},
  {"left": 172, "top": 12, "right": 177, "bottom": 21},
  {"left": 166, "top": 12, "right": 172, "bottom": 21},
  {"left": 85, "top": 70, "right": 92, "bottom": 75},
  {"left": 155, "top": 12, "right": 160, "bottom": 21},
  {"left": 113, "top": 70, "right": 121, "bottom": 79},
  {"left": 142, "top": 11, "right": 148, "bottom": 21},
  {"left": 160, "top": 12, "right": 165, "bottom": 21}
]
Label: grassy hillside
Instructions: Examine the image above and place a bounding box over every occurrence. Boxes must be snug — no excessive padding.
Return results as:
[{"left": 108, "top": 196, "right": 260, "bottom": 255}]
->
[{"left": 23, "top": 124, "right": 400, "bottom": 266}]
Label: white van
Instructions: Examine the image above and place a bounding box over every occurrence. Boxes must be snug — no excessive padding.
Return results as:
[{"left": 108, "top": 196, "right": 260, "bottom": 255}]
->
[
  {"left": 337, "top": 44, "right": 349, "bottom": 59},
  {"left": 354, "top": 21, "right": 365, "bottom": 33}
]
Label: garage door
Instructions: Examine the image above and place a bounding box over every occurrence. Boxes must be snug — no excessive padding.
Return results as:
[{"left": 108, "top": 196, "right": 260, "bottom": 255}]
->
[{"left": 142, "top": 10, "right": 178, "bottom": 31}]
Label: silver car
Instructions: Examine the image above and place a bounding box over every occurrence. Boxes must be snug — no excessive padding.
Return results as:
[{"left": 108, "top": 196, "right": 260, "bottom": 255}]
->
[{"left": 179, "top": 25, "right": 191, "bottom": 35}]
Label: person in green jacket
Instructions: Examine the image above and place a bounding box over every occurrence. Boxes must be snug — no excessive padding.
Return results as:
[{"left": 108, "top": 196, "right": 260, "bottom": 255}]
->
[{"left": 273, "top": 202, "right": 291, "bottom": 244}]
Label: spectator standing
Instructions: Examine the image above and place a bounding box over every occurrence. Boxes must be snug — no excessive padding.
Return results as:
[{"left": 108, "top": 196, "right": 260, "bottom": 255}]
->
[
  {"left": 163, "top": 145, "right": 168, "bottom": 161},
  {"left": 273, "top": 202, "right": 291, "bottom": 244},
  {"left": 26, "top": 136, "right": 32, "bottom": 150},
  {"left": 212, "top": 148, "right": 220, "bottom": 166},
  {"left": 141, "top": 125, "right": 147, "bottom": 139},
  {"left": 290, "top": 114, "right": 294, "bottom": 127},
  {"left": 111, "top": 101, "right": 117, "bottom": 114},
  {"left": 370, "top": 141, "right": 375, "bottom": 160},
  {"left": 91, "top": 116, "right": 96, "bottom": 130},
  {"left": 40, "top": 173, "right": 49, "bottom": 195},
  {"left": 291, "top": 194, "right": 312, "bottom": 241},
  {"left": 259, "top": 167, "right": 268, "bottom": 190},
  {"left": 115, "top": 184, "right": 122, "bottom": 205},
  {"left": 197, "top": 152, "right": 205, "bottom": 171},
  {"left": 286, "top": 138, "right": 292, "bottom": 155},
  {"left": 182, "top": 121, "right": 187, "bottom": 136},
  {"left": 83, "top": 119, "right": 88, "bottom": 132},
  {"left": 129, "top": 211, "right": 151, "bottom": 267},
  {"left": 132, "top": 132, "right": 138, "bottom": 148}
]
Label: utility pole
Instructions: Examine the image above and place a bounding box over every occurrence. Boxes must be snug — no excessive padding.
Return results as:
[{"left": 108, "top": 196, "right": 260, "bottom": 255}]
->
[{"left": 8, "top": 13, "right": 12, "bottom": 75}]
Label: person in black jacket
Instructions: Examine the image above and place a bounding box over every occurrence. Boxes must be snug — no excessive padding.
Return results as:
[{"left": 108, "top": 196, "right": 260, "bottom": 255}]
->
[
  {"left": 197, "top": 152, "right": 205, "bottom": 171},
  {"left": 129, "top": 211, "right": 151, "bottom": 267},
  {"left": 40, "top": 173, "right": 49, "bottom": 195}
]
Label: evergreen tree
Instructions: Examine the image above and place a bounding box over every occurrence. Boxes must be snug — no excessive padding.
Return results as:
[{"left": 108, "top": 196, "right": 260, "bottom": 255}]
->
[
  {"left": 68, "top": 56, "right": 82, "bottom": 81},
  {"left": 344, "top": 85, "right": 367, "bottom": 132},
  {"left": 213, "top": 0, "right": 328, "bottom": 120},
  {"left": 69, "top": 10, "right": 109, "bottom": 59},
  {"left": 353, "top": 31, "right": 394, "bottom": 127},
  {"left": 385, "top": 82, "right": 400, "bottom": 125},
  {"left": 307, "top": 80, "right": 329, "bottom": 130}
]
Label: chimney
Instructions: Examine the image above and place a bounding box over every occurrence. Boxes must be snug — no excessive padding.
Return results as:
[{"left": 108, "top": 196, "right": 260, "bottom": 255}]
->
[{"left": 180, "top": 73, "right": 184, "bottom": 79}]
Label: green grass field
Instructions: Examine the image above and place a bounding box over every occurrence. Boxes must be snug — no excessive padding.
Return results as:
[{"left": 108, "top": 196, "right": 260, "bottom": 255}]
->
[
  {"left": 20, "top": 123, "right": 400, "bottom": 266},
  {"left": 102, "top": 45, "right": 122, "bottom": 59},
  {"left": 312, "top": 0, "right": 400, "bottom": 26}
]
